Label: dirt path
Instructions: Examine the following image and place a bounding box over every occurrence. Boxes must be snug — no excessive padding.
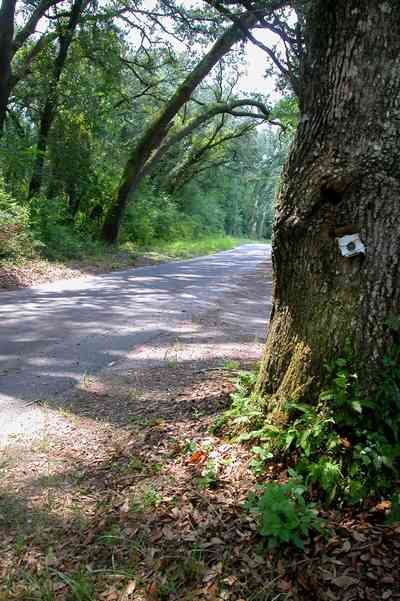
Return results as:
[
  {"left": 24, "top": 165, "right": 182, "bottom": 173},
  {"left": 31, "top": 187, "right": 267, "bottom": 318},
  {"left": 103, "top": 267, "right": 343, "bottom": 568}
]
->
[{"left": 0, "top": 244, "right": 269, "bottom": 442}]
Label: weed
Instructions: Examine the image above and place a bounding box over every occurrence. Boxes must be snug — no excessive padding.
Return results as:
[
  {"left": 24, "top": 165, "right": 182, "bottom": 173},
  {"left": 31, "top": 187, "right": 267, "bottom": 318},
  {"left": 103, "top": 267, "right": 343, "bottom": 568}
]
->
[
  {"left": 97, "top": 524, "right": 123, "bottom": 546},
  {"left": 249, "top": 446, "right": 274, "bottom": 476},
  {"left": 209, "top": 414, "right": 228, "bottom": 435},
  {"left": 244, "top": 479, "right": 326, "bottom": 550},
  {"left": 197, "top": 459, "right": 218, "bottom": 489},
  {"left": 222, "top": 359, "right": 241, "bottom": 370},
  {"left": 21, "top": 571, "right": 56, "bottom": 601},
  {"left": 128, "top": 415, "right": 160, "bottom": 429},
  {"left": 190, "top": 544, "right": 204, "bottom": 561},
  {"left": 14, "top": 533, "right": 27, "bottom": 556},
  {"left": 223, "top": 335, "right": 400, "bottom": 505},
  {"left": 143, "top": 486, "right": 162, "bottom": 509},
  {"left": 157, "top": 574, "right": 178, "bottom": 599},
  {"left": 114, "top": 456, "right": 143, "bottom": 475},
  {"left": 131, "top": 485, "right": 163, "bottom": 512},
  {"left": 151, "top": 462, "right": 163, "bottom": 474},
  {"left": 183, "top": 439, "right": 197, "bottom": 454},
  {"left": 52, "top": 568, "right": 95, "bottom": 601}
]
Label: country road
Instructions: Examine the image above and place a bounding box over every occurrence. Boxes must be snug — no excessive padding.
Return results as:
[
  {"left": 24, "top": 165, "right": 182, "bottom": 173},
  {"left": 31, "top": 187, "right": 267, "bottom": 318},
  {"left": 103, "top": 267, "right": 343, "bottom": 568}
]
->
[{"left": 0, "top": 243, "right": 271, "bottom": 441}]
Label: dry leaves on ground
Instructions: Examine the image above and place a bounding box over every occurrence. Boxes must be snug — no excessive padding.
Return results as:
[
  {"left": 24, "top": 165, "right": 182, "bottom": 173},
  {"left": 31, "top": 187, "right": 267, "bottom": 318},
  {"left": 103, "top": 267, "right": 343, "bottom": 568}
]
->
[{"left": 1, "top": 364, "right": 399, "bottom": 601}]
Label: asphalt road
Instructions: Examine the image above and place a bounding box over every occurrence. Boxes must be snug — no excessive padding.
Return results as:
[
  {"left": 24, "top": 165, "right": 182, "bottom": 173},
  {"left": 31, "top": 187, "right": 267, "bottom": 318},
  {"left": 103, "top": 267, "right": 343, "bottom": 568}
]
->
[{"left": 0, "top": 243, "right": 270, "bottom": 440}]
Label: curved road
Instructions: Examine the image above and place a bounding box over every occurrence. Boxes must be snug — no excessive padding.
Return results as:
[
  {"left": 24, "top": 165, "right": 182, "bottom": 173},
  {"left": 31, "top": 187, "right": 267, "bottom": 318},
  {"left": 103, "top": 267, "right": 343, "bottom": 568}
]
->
[{"left": 0, "top": 244, "right": 271, "bottom": 440}]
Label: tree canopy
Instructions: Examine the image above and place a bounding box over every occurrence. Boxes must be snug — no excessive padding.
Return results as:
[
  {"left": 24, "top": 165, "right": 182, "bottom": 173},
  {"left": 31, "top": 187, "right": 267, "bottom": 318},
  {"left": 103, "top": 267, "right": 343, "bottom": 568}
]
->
[{"left": 0, "top": 0, "right": 295, "bottom": 256}]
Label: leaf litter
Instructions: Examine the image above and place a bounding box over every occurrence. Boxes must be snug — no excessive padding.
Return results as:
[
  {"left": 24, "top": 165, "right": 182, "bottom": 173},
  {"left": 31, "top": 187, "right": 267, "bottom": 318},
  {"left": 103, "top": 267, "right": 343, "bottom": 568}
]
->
[{"left": 0, "top": 266, "right": 399, "bottom": 600}]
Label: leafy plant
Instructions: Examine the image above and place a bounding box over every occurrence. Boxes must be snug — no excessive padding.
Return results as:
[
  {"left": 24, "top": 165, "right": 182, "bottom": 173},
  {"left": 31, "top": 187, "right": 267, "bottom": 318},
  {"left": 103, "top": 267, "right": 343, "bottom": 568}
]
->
[
  {"left": 197, "top": 459, "right": 218, "bottom": 489},
  {"left": 142, "top": 485, "right": 163, "bottom": 509},
  {"left": 249, "top": 446, "right": 273, "bottom": 476},
  {"left": 244, "top": 479, "right": 326, "bottom": 550},
  {"left": 224, "top": 338, "right": 400, "bottom": 506},
  {"left": 0, "top": 178, "right": 37, "bottom": 260},
  {"left": 386, "top": 491, "right": 400, "bottom": 524}
]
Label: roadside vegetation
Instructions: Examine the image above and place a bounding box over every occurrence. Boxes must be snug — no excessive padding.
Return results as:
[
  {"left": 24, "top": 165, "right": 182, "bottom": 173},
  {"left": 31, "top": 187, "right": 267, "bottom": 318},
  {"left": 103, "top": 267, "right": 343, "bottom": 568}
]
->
[{"left": 0, "top": 0, "right": 292, "bottom": 289}]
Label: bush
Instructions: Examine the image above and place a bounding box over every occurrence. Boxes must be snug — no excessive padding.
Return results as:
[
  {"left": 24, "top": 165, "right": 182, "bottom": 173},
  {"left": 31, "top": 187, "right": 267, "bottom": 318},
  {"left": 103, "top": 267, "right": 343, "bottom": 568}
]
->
[
  {"left": 0, "top": 179, "right": 37, "bottom": 261},
  {"left": 29, "top": 194, "right": 104, "bottom": 260},
  {"left": 122, "top": 185, "right": 222, "bottom": 246},
  {"left": 222, "top": 333, "right": 400, "bottom": 508},
  {"left": 244, "top": 479, "right": 326, "bottom": 550}
]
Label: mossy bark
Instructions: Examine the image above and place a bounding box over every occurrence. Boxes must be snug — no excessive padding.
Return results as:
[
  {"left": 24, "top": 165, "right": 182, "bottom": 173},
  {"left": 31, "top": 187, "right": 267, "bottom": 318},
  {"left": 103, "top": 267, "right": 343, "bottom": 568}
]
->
[
  {"left": 0, "top": 0, "right": 16, "bottom": 133},
  {"left": 257, "top": 0, "right": 400, "bottom": 404}
]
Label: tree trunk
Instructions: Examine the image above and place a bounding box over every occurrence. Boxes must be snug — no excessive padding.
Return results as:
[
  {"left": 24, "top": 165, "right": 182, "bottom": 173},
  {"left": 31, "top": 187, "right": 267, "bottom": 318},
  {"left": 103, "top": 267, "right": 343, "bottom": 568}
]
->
[
  {"left": 0, "top": 0, "right": 63, "bottom": 134},
  {"left": 28, "top": 0, "right": 85, "bottom": 198},
  {"left": 100, "top": 10, "right": 260, "bottom": 244},
  {"left": 257, "top": 0, "right": 400, "bottom": 404},
  {"left": 0, "top": 0, "right": 16, "bottom": 133}
]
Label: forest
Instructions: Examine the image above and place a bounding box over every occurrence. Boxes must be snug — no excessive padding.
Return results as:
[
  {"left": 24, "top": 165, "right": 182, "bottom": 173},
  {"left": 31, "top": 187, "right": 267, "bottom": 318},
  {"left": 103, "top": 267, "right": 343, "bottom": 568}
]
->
[
  {"left": 0, "top": 0, "right": 295, "bottom": 275},
  {"left": 1, "top": 1, "right": 400, "bottom": 600}
]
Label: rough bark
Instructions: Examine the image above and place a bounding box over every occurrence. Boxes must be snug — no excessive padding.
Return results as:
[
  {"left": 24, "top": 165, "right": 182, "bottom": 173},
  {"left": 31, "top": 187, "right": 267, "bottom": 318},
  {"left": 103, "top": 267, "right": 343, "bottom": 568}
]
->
[
  {"left": 0, "top": 0, "right": 16, "bottom": 133},
  {"left": 257, "top": 0, "right": 400, "bottom": 404},
  {"left": 100, "top": 10, "right": 261, "bottom": 244},
  {"left": 28, "top": 0, "right": 86, "bottom": 198}
]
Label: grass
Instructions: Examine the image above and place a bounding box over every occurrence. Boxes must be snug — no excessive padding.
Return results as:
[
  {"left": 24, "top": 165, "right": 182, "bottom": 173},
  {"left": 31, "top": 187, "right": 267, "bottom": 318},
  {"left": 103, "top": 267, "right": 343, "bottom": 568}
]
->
[
  {"left": 1, "top": 234, "right": 266, "bottom": 290},
  {"left": 138, "top": 235, "right": 262, "bottom": 259}
]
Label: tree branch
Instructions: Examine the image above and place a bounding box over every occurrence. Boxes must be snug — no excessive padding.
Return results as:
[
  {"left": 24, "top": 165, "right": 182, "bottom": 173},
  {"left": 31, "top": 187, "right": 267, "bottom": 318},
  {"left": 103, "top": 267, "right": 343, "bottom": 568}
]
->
[{"left": 12, "top": 0, "right": 64, "bottom": 53}]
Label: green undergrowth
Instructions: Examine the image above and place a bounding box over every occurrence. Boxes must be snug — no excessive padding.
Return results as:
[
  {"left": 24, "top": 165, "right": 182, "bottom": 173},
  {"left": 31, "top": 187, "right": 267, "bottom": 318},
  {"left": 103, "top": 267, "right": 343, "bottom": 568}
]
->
[
  {"left": 135, "top": 235, "right": 258, "bottom": 260},
  {"left": 215, "top": 330, "right": 400, "bottom": 549},
  {"left": 0, "top": 179, "right": 263, "bottom": 268}
]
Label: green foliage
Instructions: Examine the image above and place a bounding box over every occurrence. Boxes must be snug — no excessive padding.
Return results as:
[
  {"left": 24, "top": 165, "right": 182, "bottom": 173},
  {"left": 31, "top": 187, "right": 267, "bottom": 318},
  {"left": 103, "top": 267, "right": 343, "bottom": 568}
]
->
[
  {"left": 0, "top": 0, "right": 290, "bottom": 268},
  {"left": 224, "top": 337, "right": 400, "bottom": 506},
  {"left": 29, "top": 195, "right": 106, "bottom": 260},
  {"left": 386, "top": 491, "right": 400, "bottom": 524},
  {"left": 244, "top": 479, "right": 326, "bottom": 550},
  {"left": 222, "top": 371, "right": 265, "bottom": 436},
  {"left": 249, "top": 446, "right": 274, "bottom": 476},
  {"left": 0, "top": 179, "right": 37, "bottom": 261},
  {"left": 271, "top": 95, "right": 299, "bottom": 133},
  {"left": 197, "top": 459, "right": 218, "bottom": 489},
  {"left": 122, "top": 188, "right": 201, "bottom": 246}
]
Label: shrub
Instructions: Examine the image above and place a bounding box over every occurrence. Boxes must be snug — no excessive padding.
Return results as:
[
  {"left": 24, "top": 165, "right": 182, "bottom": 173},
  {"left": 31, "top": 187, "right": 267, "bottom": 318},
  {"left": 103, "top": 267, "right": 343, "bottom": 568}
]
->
[
  {"left": 0, "top": 179, "right": 37, "bottom": 261},
  {"left": 223, "top": 334, "right": 400, "bottom": 506},
  {"left": 29, "top": 194, "right": 104, "bottom": 260},
  {"left": 244, "top": 479, "right": 326, "bottom": 550},
  {"left": 122, "top": 189, "right": 200, "bottom": 245}
]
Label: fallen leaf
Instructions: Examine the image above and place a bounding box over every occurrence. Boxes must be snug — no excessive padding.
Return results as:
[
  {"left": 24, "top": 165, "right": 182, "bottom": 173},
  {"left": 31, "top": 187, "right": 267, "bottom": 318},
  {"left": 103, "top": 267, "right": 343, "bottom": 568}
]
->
[
  {"left": 277, "top": 579, "right": 292, "bottom": 592},
  {"left": 189, "top": 450, "right": 207, "bottom": 464},
  {"left": 148, "top": 582, "right": 157, "bottom": 596},
  {"left": 223, "top": 575, "right": 237, "bottom": 586},
  {"left": 119, "top": 499, "right": 130, "bottom": 514},
  {"left": 334, "top": 575, "right": 359, "bottom": 589},
  {"left": 124, "top": 580, "right": 136, "bottom": 596}
]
